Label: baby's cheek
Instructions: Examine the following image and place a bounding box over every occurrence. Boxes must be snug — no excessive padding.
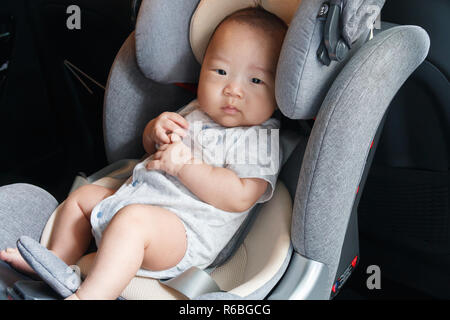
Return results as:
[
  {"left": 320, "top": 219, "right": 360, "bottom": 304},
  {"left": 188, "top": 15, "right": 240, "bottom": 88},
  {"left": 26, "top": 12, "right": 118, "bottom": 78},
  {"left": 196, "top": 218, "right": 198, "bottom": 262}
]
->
[
  {"left": 199, "top": 85, "right": 221, "bottom": 111},
  {"left": 196, "top": 84, "right": 211, "bottom": 107}
]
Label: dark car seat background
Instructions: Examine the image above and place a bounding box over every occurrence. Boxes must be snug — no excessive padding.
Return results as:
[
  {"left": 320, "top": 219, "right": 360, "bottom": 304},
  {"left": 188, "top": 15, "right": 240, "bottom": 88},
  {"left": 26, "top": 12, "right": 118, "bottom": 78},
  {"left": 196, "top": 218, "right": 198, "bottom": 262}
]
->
[
  {"left": 348, "top": 0, "right": 450, "bottom": 299},
  {"left": 0, "top": 0, "right": 134, "bottom": 201}
]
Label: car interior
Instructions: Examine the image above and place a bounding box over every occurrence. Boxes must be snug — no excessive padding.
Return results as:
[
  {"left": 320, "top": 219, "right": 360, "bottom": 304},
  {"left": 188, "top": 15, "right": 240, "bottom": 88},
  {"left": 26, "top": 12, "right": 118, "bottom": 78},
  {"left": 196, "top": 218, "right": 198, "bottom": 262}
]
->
[{"left": 0, "top": 0, "right": 447, "bottom": 300}]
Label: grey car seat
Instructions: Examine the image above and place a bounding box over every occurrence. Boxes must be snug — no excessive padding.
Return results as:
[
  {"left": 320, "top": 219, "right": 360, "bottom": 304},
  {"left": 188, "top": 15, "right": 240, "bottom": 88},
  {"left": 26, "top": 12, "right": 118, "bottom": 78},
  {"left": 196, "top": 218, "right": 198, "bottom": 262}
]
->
[{"left": 0, "top": 0, "right": 429, "bottom": 300}]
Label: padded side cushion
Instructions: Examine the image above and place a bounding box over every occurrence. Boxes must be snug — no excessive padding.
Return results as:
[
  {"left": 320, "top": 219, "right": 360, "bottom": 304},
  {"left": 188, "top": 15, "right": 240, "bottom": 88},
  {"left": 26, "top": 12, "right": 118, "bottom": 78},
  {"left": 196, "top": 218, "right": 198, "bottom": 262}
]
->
[
  {"left": 103, "top": 31, "right": 196, "bottom": 163},
  {"left": 0, "top": 183, "right": 57, "bottom": 250},
  {"left": 135, "top": 0, "right": 201, "bottom": 83},
  {"left": 291, "top": 26, "right": 430, "bottom": 291},
  {"left": 17, "top": 236, "right": 80, "bottom": 298}
]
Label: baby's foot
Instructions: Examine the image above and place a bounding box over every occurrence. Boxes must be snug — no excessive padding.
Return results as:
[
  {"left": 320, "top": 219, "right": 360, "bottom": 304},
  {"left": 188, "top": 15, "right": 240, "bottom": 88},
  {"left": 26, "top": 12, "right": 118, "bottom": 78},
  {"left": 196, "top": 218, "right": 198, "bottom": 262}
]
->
[{"left": 0, "top": 247, "right": 37, "bottom": 276}]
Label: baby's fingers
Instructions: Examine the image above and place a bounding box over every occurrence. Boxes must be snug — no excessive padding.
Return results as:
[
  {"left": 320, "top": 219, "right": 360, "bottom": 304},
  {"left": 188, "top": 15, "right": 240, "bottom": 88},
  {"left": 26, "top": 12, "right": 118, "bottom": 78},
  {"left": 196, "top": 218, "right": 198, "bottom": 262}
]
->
[
  {"left": 167, "top": 113, "right": 189, "bottom": 130},
  {"left": 153, "top": 150, "right": 163, "bottom": 159},
  {"left": 155, "top": 127, "right": 171, "bottom": 144},
  {"left": 146, "top": 159, "right": 161, "bottom": 171},
  {"left": 163, "top": 120, "right": 187, "bottom": 138},
  {"left": 169, "top": 133, "right": 182, "bottom": 142},
  {"left": 156, "top": 143, "right": 170, "bottom": 151}
]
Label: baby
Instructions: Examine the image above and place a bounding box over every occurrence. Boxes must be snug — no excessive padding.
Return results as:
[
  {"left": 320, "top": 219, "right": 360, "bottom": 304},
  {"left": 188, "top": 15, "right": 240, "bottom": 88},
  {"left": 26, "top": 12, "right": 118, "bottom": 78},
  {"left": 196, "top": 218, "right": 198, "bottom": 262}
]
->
[{"left": 0, "top": 6, "right": 287, "bottom": 300}]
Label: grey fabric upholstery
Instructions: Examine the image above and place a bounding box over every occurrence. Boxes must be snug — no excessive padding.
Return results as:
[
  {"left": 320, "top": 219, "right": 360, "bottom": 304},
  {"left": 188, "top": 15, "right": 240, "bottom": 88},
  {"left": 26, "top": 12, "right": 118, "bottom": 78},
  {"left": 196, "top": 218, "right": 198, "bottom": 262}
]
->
[
  {"left": 276, "top": 0, "right": 370, "bottom": 120},
  {"left": 103, "top": 31, "right": 196, "bottom": 163},
  {"left": 0, "top": 184, "right": 57, "bottom": 250},
  {"left": 17, "top": 236, "right": 79, "bottom": 298},
  {"left": 135, "top": 0, "right": 201, "bottom": 83},
  {"left": 290, "top": 25, "right": 430, "bottom": 295},
  {"left": 342, "top": 0, "right": 386, "bottom": 46}
]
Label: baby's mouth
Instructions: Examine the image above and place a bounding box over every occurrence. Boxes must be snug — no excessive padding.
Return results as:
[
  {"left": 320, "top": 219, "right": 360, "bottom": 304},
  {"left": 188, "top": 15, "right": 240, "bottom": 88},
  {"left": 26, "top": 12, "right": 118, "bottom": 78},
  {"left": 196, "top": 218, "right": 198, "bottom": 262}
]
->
[{"left": 221, "top": 105, "right": 239, "bottom": 115}]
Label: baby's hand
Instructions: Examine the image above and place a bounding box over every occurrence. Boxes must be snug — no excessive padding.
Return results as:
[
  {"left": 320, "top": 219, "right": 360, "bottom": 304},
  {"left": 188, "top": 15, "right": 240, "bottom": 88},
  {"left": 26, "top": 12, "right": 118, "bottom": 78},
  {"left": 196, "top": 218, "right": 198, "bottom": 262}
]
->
[
  {"left": 146, "top": 138, "right": 194, "bottom": 177},
  {"left": 168, "top": 132, "right": 182, "bottom": 143},
  {"left": 146, "top": 112, "right": 189, "bottom": 146},
  {"left": 154, "top": 132, "right": 182, "bottom": 150}
]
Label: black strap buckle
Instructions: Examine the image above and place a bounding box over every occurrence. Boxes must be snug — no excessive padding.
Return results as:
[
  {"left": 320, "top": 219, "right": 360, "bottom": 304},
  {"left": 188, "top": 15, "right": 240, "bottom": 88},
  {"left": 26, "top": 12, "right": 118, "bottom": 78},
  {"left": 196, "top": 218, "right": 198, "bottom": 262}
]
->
[{"left": 317, "top": 1, "right": 349, "bottom": 66}]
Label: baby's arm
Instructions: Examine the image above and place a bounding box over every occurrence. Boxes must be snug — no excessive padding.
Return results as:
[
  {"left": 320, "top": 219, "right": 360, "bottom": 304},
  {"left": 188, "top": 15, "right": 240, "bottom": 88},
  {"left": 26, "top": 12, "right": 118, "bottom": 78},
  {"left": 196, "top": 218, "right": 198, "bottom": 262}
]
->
[
  {"left": 177, "top": 162, "right": 268, "bottom": 213},
  {"left": 145, "top": 137, "right": 268, "bottom": 212}
]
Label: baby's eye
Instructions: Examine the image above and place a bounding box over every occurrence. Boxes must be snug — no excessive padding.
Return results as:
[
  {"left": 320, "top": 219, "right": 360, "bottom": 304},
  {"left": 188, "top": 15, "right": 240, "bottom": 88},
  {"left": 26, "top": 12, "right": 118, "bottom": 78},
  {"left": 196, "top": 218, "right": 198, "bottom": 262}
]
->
[
  {"left": 215, "top": 69, "right": 226, "bottom": 76},
  {"left": 251, "top": 78, "right": 263, "bottom": 84}
]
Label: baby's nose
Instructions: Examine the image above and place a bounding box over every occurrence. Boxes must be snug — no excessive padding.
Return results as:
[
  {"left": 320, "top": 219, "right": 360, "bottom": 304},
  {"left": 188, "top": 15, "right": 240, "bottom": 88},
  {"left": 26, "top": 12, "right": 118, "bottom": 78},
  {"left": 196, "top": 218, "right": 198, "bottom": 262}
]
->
[{"left": 223, "top": 82, "right": 243, "bottom": 99}]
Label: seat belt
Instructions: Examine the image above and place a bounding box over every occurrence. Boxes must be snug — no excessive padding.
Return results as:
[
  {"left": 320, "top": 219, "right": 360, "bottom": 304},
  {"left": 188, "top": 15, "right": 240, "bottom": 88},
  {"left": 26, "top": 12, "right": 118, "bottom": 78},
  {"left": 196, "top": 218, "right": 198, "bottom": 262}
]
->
[
  {"left": 299, "top": 119, "right": 313, "bottom": 137},
  {"left": 159, "top": 267, "right": 222, "bottom": 299}
]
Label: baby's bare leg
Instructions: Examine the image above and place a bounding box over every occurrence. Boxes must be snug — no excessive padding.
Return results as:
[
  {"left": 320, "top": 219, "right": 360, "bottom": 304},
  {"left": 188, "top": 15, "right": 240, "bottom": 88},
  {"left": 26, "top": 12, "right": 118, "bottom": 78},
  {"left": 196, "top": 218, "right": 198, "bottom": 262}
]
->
[
  {"left": 71, "top": 204, "right": 187, "bottom": 300},
  {"left": 0, "top": 184, "right": 115, "bottom": 274},
  {"left": 47, "top": 184, "right": 116, "bottom": 265}
]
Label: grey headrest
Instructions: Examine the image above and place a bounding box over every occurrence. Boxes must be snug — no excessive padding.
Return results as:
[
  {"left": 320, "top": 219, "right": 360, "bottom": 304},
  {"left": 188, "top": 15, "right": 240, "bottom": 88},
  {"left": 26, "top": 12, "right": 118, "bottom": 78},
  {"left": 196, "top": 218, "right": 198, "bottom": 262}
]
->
[
  {"left": 135, "top": 0, "right": 385, "bottom": 119},
  {"left": 276, "top": 0, "right": 385, "bottom": 119},
  {"left": 135, "top": 0, "right": 201, "bottom": 83}
]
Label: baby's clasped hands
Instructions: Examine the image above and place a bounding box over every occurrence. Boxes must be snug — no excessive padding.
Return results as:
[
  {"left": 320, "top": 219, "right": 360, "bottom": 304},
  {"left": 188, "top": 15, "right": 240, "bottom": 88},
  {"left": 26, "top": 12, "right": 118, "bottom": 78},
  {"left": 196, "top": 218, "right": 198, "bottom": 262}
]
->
[
  {"left": 147, "top": 111, "right": 189, "bottom": 145},
  {"left": 144, "top": 111, "right": 194, "bottom": 176},
  {"left": 146, "top": 133, "right": 196, "bottom": 177}
]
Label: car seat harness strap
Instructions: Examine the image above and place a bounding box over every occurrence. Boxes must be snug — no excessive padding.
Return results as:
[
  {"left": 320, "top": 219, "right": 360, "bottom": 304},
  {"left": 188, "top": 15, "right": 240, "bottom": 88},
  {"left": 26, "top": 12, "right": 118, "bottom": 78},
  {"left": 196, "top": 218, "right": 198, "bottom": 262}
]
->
[{"left": 159, "top": 266, "right": 222, "bottom": 299}]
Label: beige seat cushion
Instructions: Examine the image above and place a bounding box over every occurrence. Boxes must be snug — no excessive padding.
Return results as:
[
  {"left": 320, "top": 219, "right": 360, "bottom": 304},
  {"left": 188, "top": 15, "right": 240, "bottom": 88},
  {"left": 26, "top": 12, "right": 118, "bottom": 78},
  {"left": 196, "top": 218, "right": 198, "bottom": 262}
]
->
[{"left": 190, "top": 0, "right": 302, "bottom": 63}]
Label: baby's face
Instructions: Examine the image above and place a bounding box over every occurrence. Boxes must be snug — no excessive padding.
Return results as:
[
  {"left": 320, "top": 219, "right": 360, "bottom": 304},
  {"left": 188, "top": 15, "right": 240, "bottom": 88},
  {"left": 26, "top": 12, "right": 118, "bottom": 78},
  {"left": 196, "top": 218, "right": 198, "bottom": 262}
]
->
[{"left": 197, "top": 21, "right": 284, "bottom": 127}]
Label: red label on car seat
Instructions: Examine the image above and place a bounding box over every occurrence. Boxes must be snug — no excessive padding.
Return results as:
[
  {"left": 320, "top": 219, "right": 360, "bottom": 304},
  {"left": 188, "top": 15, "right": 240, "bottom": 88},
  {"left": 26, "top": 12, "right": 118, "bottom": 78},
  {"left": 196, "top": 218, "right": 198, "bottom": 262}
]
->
[
  {"left": 331, "top": 255, "right": 358, "bottom": 295},
  {"left": 174, "top": 82, "right": 198, "bottom": 94}
]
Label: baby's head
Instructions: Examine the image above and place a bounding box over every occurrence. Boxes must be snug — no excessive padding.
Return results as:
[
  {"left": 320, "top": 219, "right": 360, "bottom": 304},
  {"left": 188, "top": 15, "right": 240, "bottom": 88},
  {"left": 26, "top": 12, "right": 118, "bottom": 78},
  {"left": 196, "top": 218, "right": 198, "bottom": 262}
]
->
[{"left": 197, "top": 6, "right": 287, "bottom": 127}]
